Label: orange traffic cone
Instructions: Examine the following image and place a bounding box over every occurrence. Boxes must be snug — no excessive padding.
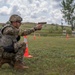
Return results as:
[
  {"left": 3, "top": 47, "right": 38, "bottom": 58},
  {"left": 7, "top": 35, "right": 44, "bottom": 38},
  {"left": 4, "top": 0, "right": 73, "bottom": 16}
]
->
[
  {"left": 33, "top": 33, "right": 36, "bottom": 40},
  {"left": 24, "top": 36, "right": 33, "bottom": 58},
  {"left": 66, "top": 34, "right": 69, "bottom": 40}
]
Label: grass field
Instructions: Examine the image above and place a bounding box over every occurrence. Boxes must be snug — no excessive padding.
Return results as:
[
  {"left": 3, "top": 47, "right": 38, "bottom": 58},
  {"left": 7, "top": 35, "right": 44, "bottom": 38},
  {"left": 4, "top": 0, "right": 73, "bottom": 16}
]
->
[{"left": 0, "top": 35, "right": 75, "bottom": 75}]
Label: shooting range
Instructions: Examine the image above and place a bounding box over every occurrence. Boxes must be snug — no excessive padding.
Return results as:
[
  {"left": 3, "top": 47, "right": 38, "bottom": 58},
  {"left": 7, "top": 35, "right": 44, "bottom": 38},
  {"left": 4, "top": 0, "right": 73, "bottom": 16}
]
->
[{"left": 0, "top": 0, "right": 75, "bottom": 75}]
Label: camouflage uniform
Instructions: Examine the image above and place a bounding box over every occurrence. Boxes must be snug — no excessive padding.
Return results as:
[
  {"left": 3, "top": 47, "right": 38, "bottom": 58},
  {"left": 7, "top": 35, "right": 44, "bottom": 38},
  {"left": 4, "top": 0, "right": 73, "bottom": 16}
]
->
[
  {"left": 0, "top": 24, "right": 35, "bottom": 60},
  {"left": 0, "top": 14, "right": 38, "bottom": 68}
]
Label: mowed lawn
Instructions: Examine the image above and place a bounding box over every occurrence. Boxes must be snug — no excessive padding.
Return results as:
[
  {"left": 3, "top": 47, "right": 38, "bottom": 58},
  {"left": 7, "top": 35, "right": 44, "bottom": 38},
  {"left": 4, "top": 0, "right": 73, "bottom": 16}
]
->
[{"left": 0, "top": 36, "right": 75, "bottom": 75}]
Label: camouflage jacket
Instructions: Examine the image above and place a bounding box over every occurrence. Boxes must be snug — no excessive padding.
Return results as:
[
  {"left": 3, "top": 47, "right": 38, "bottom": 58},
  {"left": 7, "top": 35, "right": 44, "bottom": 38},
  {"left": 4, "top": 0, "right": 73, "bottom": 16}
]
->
[{"left": 0, "top": 24, "right": 35, "bottom": 47}]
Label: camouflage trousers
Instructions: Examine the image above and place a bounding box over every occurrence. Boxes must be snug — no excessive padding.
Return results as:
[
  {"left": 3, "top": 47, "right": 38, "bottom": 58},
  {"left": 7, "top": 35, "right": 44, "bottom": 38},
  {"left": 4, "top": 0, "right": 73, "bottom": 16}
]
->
[{"left": 0, "top": 41, "right": 26, "bottom": 62}]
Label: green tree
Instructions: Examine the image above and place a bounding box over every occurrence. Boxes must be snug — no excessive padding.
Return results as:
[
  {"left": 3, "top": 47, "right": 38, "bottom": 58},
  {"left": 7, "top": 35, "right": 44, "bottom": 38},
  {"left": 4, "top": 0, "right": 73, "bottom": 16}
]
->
[{"left": 61, "top": 0, "right": 75, "bottom": 30}]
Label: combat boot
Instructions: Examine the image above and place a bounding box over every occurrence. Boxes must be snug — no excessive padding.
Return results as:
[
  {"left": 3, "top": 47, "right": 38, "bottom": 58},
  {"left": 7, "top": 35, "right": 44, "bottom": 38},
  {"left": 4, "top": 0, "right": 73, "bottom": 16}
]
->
[{"left": 14, "top": 61, "right": 29, "bottom": 70}]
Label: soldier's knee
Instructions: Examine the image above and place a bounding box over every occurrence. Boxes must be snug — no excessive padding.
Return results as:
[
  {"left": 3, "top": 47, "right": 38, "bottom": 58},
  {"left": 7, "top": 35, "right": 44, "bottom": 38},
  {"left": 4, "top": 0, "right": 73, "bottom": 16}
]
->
[
  {"left": 21, "top": 42, "right": 26, "bottom": 47},
  {"left": 21, "top": 42, "right": 26, "bottom": 50}
]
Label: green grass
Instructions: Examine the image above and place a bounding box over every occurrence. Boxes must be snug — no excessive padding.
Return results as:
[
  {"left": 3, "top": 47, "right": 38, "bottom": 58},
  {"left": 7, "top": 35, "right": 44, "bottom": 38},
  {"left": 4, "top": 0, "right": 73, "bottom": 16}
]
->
[
  {"left": 20, "top": 23, "right": 72, "bottom": 37},
  {"left": 0, "top": 36, "right": 75, "bottom": 75}
]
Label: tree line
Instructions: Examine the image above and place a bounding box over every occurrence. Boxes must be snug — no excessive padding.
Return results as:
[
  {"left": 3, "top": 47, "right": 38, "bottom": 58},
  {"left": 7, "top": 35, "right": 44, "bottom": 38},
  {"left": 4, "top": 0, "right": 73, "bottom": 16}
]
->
[{"left": 61, "top": 0, "right": 75, "bottom": 31}]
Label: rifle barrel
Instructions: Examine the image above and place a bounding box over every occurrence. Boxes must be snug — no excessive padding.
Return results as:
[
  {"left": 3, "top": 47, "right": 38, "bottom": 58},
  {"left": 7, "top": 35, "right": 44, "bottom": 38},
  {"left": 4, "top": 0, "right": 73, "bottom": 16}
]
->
[{"left": 38, "top": 22, "right": 47, "bottom": 24}]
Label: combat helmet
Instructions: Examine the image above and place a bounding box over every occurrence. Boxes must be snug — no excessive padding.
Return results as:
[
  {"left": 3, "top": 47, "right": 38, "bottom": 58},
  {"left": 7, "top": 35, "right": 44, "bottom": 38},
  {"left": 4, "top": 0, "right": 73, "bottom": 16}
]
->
[{"left": 9, "top": 14, "right": 22, "bottom": 22}]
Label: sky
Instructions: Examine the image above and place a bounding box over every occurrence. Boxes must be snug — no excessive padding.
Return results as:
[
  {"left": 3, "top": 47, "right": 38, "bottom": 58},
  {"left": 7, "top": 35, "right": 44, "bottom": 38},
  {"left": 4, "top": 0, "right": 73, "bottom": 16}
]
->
[{"left": 0, "top": 0, "right": 72, "bottom": 25}]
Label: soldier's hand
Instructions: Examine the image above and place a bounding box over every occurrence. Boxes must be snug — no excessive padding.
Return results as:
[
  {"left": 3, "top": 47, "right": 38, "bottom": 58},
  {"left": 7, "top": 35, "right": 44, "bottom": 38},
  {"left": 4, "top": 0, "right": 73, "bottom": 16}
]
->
[{"left": 34, "top": 24, "right": 42, "bottom": 31}]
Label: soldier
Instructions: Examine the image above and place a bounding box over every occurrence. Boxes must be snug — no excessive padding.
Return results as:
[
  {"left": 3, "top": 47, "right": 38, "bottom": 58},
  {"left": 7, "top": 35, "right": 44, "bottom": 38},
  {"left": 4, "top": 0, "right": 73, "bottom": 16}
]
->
[{"left": 0, "top": 14, "right": 42, "bottom": 69}]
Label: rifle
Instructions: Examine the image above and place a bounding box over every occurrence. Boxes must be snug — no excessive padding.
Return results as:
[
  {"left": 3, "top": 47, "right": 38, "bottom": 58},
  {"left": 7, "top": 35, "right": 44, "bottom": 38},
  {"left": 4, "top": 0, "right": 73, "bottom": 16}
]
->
[{"left": 38, "top": 22, "right": 47, "bottom": 24}]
